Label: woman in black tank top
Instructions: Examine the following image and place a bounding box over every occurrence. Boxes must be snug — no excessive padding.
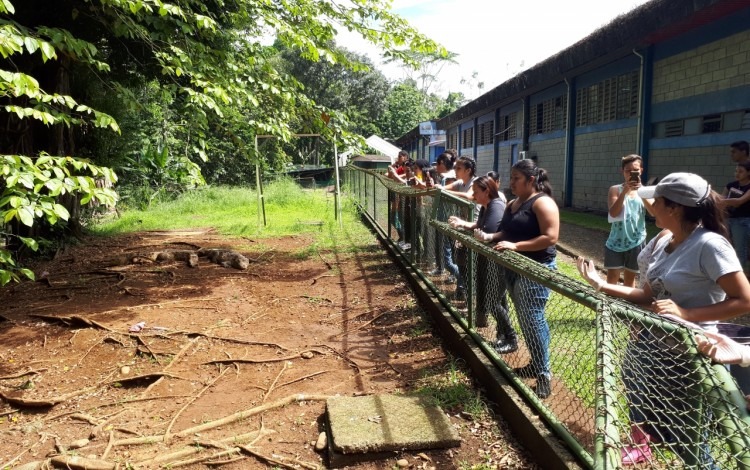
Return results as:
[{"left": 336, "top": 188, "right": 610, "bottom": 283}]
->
[{"left": 481, "top": 159, "right": 559, "bottom": 399}]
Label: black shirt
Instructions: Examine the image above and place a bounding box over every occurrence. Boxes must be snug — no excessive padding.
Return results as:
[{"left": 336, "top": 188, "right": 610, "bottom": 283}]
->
[{"left": 500, "top": 193, "right": 556, "bottom": 263}]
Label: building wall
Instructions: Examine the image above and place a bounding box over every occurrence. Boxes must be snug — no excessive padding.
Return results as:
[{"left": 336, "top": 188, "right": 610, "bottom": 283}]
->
[
  {"left": 571, "top": 127, "right": 638, "bottom": 211},
  {"left": 652, "top": 29, "right": 750, "bottom": 104},
  {"left": 648, "top": 145, "right": 733, "bottom": 191},
  {"left": 476, "top": 145, "right": 494, "bottom": 177},
  {"left": 529, "top": 137, "right": 566, "bottom": 205},
  {"left": 497, "top": 145, "right": 513, "bottom": 188}
]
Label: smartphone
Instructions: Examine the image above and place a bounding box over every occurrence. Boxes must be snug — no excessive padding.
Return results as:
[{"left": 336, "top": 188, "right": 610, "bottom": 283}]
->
[{"left": 630, "top": 170, "right": 640, "bottom": 182}]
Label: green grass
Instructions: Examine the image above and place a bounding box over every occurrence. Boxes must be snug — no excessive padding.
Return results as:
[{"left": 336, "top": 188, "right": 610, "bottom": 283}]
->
[
  {"left": 560, "top": 208, "right": 661, "bottom": 239},
  {"left": 413, "top": 357, "right": 487, "bottom": 418},
  {"left": 92, "top": 179, "right": 375, "bottom": 256}
]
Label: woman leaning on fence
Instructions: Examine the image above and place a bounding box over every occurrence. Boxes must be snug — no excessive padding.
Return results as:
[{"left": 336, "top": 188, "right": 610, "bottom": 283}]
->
[
  {"left": 577, "top": 172, "right": 750, "bottom": 466},
  {"left": 480, "top": 159, "right": 559, "bottom": 399},
  {"left": 438, "top": 156, "right": 478, "bottom": 299},
  {"left": 447, "top": 176, "right": 514, "bottom": 345}
]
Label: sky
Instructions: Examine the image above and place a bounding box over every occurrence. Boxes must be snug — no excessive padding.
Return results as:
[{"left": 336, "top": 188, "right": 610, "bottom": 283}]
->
[{"left": 336, "top": 0, "right": 651, "bottom": 99}]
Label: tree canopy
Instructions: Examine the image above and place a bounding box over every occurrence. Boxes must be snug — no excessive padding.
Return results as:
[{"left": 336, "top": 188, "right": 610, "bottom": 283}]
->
[{"left": 0, "top": 0, "right": 447, "bottom": 283}]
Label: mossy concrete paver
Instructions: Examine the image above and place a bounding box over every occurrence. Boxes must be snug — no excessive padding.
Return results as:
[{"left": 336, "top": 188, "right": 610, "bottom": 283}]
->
[{"left": 326, "top": 394, "right": 460, "bottom": 454}]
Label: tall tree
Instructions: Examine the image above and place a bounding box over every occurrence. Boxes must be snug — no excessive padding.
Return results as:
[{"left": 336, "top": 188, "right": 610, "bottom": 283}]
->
[{"left": 0, "top": 0, "right": 447, "bottom": 283}]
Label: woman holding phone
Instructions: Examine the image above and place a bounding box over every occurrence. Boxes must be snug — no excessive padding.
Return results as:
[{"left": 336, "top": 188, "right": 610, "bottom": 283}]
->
[{"left": 604, "top": 154, "right": 653, "bottom": 287}]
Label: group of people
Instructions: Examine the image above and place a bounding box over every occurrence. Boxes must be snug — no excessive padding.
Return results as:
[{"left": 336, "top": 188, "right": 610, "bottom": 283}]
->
[
  {"left": 576, "top": 140, "right": 750, "bottom": 466},
  {"left": 387, "top": 140, "right": 750, "bottom": 466},
  {"left": 388, "top": 150, "right": 559, "bottom": 400}
]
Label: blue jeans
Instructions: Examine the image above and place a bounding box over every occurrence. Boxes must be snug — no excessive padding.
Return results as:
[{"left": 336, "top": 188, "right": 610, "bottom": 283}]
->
[
  {"left": 730, "top": 217, "right": 750, "bottom": 271},
  {"left": 505, "top": 260, "right": 555, "bottom": 377}
]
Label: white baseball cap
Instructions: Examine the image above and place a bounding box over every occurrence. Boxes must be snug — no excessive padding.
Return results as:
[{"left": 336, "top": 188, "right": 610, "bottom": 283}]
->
[{"left": 637, "top": 172, "right": 711, "bottom": 207}]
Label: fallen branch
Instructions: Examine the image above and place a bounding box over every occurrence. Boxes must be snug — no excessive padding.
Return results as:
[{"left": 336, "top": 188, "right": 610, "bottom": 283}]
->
[
  {"left": 75, "top": 335, "right": 105, "bottom": 368},
  {"left": 50, "top": 455, "right": 114, "bottom": 470},
  {"left": 278, "top": 370, "right": 331, "bottom": 389},
  {"left": 333, "top": 310, "right": 392, "bottom": 337},
  {"left": 262, "top": 362, "right": 288, "bottom": 403},
  {"left": 311, "top": 344, "right": 362, "bottom": 374},
  {"left": 163, "top": 367, "right": 230, "bottom": 443},
  {"left": 135, "top": 428, "right": 274, "bottom": 465},
  {"left": 183, "top": 332, "right": 287, "bottom": 350},
  {"left": 169, "top": 448, "right": 241, "bottom": 468},
  {"left": 101, "top": 431, "right": 115, "bottom": 460},
  {"left": 45, "top": 395, "right": 191, "bottom": 422},
  {"left": 204, "top": 350, "right": 319, "bottom": 366},
  {"left": 0, "top": 368, "right": 47, "bottom": 381},
  {"left": 133, "top": 336, "right": 161, "bottom": 365},
  {"left": 29, "top": 314, "right": 114, "bottom": 332},
  {"left": 239, "top": 446, "right": 320, "bottom": 470},
  {"left": 109, "top": 372, "right": 189, "bottom": 388},
  {"left": 118, "top": 394, "right": 329, "bottom": 447},
  {"left": 317, "top": 252, "right": 332, "bottom": 270},
  {"left": 311, "top": 273, "right": 335, "bottom": 285}
]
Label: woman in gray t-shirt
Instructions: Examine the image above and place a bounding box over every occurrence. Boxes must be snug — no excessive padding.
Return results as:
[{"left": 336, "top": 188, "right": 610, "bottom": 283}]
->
[{"left": 578, "top": 173, "right": 750, "bottom": 467}]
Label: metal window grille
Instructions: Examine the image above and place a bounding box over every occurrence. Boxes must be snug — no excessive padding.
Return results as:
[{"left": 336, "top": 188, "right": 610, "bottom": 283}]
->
[
  {"left": 742, "top": 110, "right": 750, "bottom": 129},
  {"left": 576, "top": 88, "right": 589, "bottom": 127},
  {"left": 665, "top": 120, "right": 684, "bottom": 137},
  {"left": 461, "top": 127, "right": 474, "bottom": 149},
  {"left": 702, "top": 114, "right": 722, "bottom": 133},
  {"left": 478, "top": 120, "right": 494, "bottom": 146}
]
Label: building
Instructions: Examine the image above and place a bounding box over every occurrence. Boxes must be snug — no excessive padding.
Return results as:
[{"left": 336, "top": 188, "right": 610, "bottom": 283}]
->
[{"left": 396, "top": 0, "right": 750, "bottom": 211}]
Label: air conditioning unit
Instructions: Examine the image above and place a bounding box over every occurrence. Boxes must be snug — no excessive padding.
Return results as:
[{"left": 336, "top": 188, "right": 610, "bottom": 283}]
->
[{"left": 519, "top": 151, "right": 537, "bottom": 161}]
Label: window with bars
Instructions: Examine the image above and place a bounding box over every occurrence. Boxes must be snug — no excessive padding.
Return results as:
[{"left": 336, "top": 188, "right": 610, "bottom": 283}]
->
[
  {"left": 652, "top": 109, "right": 750, "bottom": 138},
  {"left": 497, "top": 112, "right": 518, "bottom": 142},
  {"left": 461, "top": 127, "right": 474, "bottom": 149},
  {"left": 447, "top": 132, "right": 457, "bottom": 150},
  {"left": 575, "top": 70, "right": 639, "bottom": 126},
  {"left": 530, "top": 95, "right": 568, "bottom": 134},
  {"left": 478, "top": 120, "right": 494, "bottom": 146}
]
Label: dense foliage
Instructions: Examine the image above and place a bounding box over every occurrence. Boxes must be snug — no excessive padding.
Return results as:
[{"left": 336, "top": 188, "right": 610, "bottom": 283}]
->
[{"left": 0, "top": 0, "right": 448, "bottom": 283}]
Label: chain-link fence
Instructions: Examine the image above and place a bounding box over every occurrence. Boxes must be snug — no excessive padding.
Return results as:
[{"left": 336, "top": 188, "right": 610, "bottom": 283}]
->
[{"left": 343, "top": 165, "right": 750, "bottom": 469}]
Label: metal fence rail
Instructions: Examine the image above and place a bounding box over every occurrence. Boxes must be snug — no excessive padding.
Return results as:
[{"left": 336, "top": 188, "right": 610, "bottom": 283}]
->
[{"left": 343, "top": 165, "right": 750, "bottom": 469}]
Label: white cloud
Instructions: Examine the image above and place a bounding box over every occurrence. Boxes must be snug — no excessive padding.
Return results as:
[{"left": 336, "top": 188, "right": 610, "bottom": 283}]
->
[{"left": 335, "top": 0, "right": 650, "bottom": 99}]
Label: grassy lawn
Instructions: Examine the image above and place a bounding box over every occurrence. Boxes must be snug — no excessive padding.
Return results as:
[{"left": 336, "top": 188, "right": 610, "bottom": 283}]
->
[
  {"left": 560, "top": 208, "right": 661, "bottom": 239},
  {"left": 93, "top": 179, "right": 375, "bottom": 255}
]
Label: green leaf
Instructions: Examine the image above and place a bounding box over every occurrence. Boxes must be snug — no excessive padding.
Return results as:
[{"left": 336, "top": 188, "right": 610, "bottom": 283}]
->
[
  {"left": 0, "top": 270, "right": 12, "bottom": 286},
  {"left": 17, "top": 236, "right": 38, "bottom": 251},
  {"left": 18, "top": 268, "right": 35, "bottom": 281},
  {"left": 39, "top": 41, "right": 56, "bottom": 62},
  {"left": 53, "top": 203, "right": 69, "bottom": 221},
  {"left": 0, "top": 0, "right": 15, "bottom": 14},
  {"left": 18, "top": 205, "right": 34, "bottom": 227}
]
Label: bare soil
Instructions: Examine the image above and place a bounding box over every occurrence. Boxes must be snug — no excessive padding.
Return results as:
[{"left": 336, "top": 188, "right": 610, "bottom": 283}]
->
[{"left": 0, "top": 229, "right": 537, "bottom": 469}]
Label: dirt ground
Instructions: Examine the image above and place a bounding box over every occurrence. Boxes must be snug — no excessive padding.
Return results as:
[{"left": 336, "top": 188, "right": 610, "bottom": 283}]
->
[{"left": 0, "top": 229, "right": 538, "bottom": 469}]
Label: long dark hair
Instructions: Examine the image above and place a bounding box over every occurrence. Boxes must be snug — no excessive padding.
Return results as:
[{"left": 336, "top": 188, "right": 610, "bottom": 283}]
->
[
  {"left": 512, "top": 159, "right": 552, "bottom": 196},
  {"left": 664, "top": 192, "right": 729, "bottom": 240},
  {"left": 472, "top": 175, "right": 499, "bottom": 200}
]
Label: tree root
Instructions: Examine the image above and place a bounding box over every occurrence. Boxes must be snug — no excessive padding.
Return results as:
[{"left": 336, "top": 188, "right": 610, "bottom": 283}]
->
[
  {"left": 163, "top": 367, "right": 230, "bottom": 443},
  {"left": 204, "top": 350, "right": 320, "bottom": 366},
  {"left": 29, "top": 314, "right": 114, "bottom": 332},
  {"left": 134, "top": 428, "right": 274, "bottom": 465},
  {"left": 262, "top": 362, "right": 288, "bottom": 403},
  {"left": 239, "top": 446, "right": 320, "bottom": 470},
  {"left": 278, "top": 370, "right": 332, "bottom": 389},
  {"left": 0, "top": 368, "right": 47, "bottom": 381},
  {"left": 118, "top": 393, "right": 330, "bottom": 447},
  {"left": 182, "top": 332, "right": 288, "bottom": 350},
  {"left": 333, "top": 310, "right": 392, "bottom": 337}
]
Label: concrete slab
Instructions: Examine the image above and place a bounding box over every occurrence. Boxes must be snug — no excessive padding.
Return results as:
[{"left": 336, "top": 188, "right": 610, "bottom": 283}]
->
[{"left": 326, "top": 394, "right": 460, "bottom": 455}]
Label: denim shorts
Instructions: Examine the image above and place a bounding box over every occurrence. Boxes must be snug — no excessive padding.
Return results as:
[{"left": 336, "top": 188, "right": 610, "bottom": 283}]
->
[{"left": 604, "top": 243, "right": 643, "bottom": 272}]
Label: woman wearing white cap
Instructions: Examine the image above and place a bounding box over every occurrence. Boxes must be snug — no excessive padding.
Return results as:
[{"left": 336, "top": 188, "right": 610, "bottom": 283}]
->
[{"left": 577, "top": 172, "right": 750, "bottom": 466}]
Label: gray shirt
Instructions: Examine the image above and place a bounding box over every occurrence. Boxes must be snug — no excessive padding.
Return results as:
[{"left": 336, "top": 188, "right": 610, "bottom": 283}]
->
[{"left": 645, "top": 227, "right": 741, "bottom": 328}]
